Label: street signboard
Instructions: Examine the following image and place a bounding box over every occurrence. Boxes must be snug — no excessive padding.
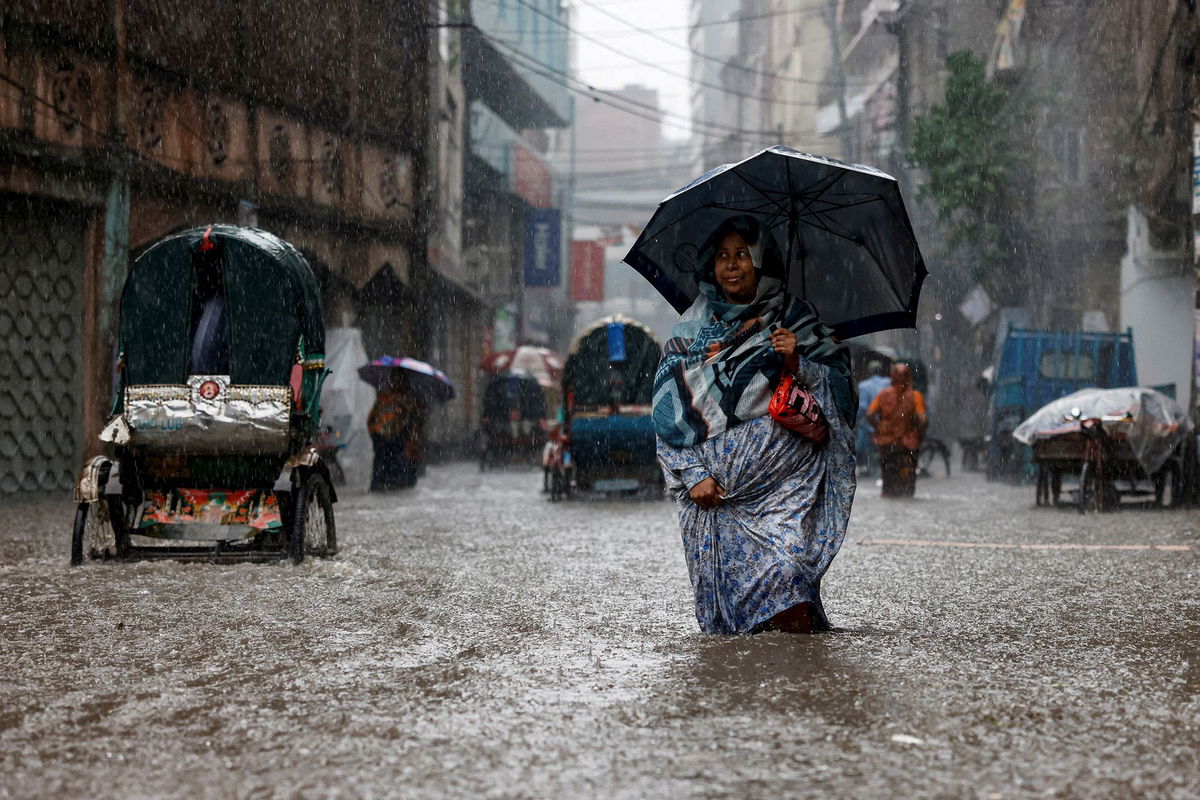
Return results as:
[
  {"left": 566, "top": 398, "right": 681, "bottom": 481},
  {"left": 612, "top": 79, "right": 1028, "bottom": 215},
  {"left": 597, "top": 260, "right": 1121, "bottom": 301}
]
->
[{"left": 524, "top": 207, "right": 561, "bottom": 287}]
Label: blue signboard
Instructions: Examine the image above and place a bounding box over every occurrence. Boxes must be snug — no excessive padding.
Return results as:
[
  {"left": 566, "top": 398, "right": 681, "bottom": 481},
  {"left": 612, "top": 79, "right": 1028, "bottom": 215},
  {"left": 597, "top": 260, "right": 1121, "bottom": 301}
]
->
[{"left": 523, "top": 207, "right": 561, "bottom": 287}]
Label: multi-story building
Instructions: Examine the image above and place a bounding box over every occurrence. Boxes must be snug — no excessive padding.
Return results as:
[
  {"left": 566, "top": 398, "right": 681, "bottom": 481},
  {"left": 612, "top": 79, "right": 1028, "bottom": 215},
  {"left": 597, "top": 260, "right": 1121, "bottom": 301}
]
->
[
  {"left": 762, "top": 1, "right": 839, "bottom": 157},
  {"left": 561, "top": 83, "right": 692, "bottom": 341},
  {"left": 462, "top": 0, "right": 573, "bottom": 377},
  {"left": 562, "top": 84, "right": 692, "bottom": 228},
  {"left": 689, "top": 0, "right": 748, "bottom": 171}
]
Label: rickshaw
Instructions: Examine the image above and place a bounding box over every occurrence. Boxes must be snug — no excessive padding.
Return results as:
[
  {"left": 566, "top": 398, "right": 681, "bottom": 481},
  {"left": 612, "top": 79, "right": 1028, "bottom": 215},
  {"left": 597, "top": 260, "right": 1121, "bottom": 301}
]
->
[
  {"left": 556, "top": 315, "right": 663, "bottom": 497},
  {"left": 479, "top": 370, "right": 548, "bottom": 469},
  {"left": 1013, "top": 387, "right": 1191, "bottom": 512},
  {"left": 986, "top": 327, "right": 1136, "bottom": 481},
  {"left": 71, "top": 225, "right": 336, "bottom": 565}
]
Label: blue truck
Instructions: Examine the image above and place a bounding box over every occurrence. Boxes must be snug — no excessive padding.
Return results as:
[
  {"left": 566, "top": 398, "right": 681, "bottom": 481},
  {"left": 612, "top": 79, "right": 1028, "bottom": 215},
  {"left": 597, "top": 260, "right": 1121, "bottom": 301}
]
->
[{"left": 986, "top": 327, "right": 1137, "bottom": 479}]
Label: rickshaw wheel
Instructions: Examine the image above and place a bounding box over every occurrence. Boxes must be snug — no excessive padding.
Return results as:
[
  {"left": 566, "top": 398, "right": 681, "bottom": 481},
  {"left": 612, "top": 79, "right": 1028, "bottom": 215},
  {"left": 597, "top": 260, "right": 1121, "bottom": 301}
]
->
[
  {"left": 70, "top": 498, "right": 125, "bottom": 566},
  {"left": 290, "top": 474, "right": 337, "bottom": 564},
  {"left": 1154, "top": 466, "right": 1179, "bottom": 508},
  {"left": 549, "top": 468, "right": 566, "bottom": 502}
]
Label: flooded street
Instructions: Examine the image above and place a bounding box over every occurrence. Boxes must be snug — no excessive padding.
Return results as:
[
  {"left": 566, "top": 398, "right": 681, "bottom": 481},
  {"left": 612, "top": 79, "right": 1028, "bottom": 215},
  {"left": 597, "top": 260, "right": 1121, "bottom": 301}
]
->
[{"left": 2, "top": 465, "right": 1199, "bottom": 799}]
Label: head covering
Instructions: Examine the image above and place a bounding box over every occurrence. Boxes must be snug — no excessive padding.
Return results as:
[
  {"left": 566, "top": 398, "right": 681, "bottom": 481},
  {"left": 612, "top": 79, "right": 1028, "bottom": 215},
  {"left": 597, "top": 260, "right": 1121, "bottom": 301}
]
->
[{"left": 653, "top": 215, "right": 844, "bottom": 447}]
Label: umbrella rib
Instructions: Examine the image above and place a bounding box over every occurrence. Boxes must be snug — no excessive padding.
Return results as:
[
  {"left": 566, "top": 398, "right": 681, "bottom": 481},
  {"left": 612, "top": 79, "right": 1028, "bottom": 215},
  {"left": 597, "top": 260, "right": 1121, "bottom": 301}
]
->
[
  {"left": 798, "top": 194, "right": 889, "bottom": 218},
  {"left": 648, "top": 199, "right": 786, "bottom": 240},
  {"left": 730, "top": 169, "right": 791, "bottom": 217},
  {"left": 787, "top": 168, "right": 845, "bottom": 212}
]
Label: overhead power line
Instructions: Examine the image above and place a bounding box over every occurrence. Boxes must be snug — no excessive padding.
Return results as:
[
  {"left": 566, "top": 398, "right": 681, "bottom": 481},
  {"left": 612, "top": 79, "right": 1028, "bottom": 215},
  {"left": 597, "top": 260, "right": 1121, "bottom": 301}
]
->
[
  {"left": 484, "top": 1, "right": 838, "bottom": 38},
  {"left": 481, "top": 0, "right": 823, "bottom": 108},
  {"left": 481, "top": 33, "right": 798, "bottom": 142},
  {"left": 573, "top": 0, "right": 859, "bottom": 89}
]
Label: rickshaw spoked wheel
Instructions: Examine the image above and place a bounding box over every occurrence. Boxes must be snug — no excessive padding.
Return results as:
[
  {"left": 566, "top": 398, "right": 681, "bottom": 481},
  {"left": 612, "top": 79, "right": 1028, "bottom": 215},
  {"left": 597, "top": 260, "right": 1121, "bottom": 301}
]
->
[
  {"left": 70, "top": 496, "right": 129, "bottom": 566},
  {"left": 290, "top": 473, "right": 337, "bottom": 564}
]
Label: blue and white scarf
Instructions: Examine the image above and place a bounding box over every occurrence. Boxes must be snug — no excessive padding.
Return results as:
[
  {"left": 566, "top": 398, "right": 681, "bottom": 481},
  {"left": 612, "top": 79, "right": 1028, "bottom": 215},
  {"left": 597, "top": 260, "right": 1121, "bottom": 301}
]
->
[{"left": 652, "top": 274, "right": 844, "bottom": 448}]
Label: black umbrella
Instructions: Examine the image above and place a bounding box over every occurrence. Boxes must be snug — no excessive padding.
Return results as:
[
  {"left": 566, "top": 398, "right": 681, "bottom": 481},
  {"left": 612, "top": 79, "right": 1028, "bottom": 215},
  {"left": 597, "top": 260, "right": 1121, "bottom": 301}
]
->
[{"left": 622, "top": 145, "right": 927, "bottom": 339}]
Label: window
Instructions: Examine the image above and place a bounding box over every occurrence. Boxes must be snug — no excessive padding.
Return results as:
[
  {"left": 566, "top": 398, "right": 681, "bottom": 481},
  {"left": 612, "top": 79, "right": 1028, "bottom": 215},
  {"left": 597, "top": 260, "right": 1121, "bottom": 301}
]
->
[{"left": 1039, "top": 350, "right": 1095, "bottom": 381}]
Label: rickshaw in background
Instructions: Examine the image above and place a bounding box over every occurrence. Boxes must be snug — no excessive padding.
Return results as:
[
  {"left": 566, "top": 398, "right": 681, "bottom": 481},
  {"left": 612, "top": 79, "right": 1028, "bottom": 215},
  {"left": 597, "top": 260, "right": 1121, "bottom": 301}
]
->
[
  {"left": 479, "top": 370, "right": 548, "bottom": 469},
  {"left": 986, "top": 327, "right": 1136, "bottom": 481},
  {"left": 71, "top": 225, "right": 337, "bottom": 565},
  {"left": 1013, "top": 387, "right": 1192, "bottom": 512},
  {"left": 554, "top": 315, "right": 663, "bottom": 498}
]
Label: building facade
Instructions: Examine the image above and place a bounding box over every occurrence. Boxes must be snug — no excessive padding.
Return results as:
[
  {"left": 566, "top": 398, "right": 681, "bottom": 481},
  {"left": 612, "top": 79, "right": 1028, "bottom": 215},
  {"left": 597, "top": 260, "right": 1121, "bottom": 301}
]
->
[
  {"left": 462, "top": 0, "right": 573, "bottom": 369},
  {"left": 0, "top": 1, "right": 460, "bottom": 495}
]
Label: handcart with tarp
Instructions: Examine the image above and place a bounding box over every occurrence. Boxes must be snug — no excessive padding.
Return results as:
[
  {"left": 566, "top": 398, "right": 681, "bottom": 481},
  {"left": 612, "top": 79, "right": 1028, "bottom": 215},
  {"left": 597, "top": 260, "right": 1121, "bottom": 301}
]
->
[
  {"left": 71, "top": 225, "right": 337, "bottom": 564},
  {"left": 1013, "top": 387, "right": 1192, "bottom": 512},
  {"left": 556, "top": 315, "right": 663, "bottom": 497}
]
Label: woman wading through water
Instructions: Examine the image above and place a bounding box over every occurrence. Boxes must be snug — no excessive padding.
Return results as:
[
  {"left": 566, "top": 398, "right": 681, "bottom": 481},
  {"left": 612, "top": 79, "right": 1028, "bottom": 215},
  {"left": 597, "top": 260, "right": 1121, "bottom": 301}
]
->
[{"left": 653, "top": 216, "right": 857, "bottom": 634}]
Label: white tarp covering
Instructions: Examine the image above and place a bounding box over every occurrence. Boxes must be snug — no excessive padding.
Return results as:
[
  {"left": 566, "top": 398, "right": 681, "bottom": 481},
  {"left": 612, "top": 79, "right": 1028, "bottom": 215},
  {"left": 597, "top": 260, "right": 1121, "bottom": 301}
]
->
[
  {"left": 322, "top": 328, "right": 376, "bottom": 494},
  {"left": 1013, "top": 387, "right": 1193, "bottom": 475}
]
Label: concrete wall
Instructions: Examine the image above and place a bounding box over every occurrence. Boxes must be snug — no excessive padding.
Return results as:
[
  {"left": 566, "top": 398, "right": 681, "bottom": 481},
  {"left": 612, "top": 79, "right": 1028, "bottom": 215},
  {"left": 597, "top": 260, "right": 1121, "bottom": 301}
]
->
[{"left": 1120, "top": 205, "right": 1194, "bottom": 408}]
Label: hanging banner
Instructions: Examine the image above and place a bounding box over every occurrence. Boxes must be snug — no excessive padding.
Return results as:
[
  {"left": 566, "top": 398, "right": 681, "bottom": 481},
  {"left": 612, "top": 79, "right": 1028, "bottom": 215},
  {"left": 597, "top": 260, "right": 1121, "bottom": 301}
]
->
[
  {"left": 523, "top": 207, "right": 561, "bottom": 287},
  {"left": 571, "top": 241, "right": 605, "bottom": 302}
]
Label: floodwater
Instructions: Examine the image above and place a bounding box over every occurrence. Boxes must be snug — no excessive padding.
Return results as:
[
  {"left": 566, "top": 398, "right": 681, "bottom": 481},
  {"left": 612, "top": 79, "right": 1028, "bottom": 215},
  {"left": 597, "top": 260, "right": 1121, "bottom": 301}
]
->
[{"left": 2, "top": 465, "right": 1198, "bottom": 799}]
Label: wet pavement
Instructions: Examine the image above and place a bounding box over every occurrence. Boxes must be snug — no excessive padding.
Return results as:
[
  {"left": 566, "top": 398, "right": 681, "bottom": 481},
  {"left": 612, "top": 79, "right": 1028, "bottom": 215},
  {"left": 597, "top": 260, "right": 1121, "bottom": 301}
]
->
[{"left": 2, "top": 464, "right": 1198, "bottom": 799}]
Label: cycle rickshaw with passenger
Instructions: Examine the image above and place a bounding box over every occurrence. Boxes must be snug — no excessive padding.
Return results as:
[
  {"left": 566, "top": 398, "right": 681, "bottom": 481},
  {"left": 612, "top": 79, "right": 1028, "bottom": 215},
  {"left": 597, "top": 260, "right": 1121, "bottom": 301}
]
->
[
  {"left": 552, "top": 315, "right": 663, "bottom": 498},
  {"left": 71, "top": 225, "right": 337, "bottom": 565}
]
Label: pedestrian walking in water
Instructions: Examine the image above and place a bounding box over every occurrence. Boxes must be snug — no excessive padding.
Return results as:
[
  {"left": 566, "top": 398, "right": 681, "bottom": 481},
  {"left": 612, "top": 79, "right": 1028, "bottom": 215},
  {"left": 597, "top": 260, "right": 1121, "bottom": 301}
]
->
[
  {"left": 368, "top": 372, "right": 422, "bottom": 491},
  {"left": 855, "top": 360, "right": 891, "bottom": 476},
  {"left": 866, "top": 363, "right": 927, "bottom": 497},
  {"left": 653, "top": 216, "right": 857, "bottom": 634}
]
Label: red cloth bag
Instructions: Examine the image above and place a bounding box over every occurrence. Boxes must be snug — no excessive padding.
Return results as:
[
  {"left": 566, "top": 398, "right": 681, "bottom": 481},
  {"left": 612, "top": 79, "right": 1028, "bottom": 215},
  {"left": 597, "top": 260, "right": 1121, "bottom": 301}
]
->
[{"left": 768, "top": 373, "right": 828, "bottom": 446}]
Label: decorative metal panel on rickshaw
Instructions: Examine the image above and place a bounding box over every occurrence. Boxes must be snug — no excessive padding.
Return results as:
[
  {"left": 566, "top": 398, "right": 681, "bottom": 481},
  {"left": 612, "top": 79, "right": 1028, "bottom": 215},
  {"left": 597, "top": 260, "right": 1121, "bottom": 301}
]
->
[{"left": 118, "top": 375, "right": 293, "bottom": 456}]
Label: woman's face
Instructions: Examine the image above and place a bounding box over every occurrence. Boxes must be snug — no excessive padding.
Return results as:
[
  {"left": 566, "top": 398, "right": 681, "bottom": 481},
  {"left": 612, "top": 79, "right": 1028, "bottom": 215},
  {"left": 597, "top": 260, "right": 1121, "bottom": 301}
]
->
[{"left": 714, "top": 231, "right": 758, "bottom": 303}]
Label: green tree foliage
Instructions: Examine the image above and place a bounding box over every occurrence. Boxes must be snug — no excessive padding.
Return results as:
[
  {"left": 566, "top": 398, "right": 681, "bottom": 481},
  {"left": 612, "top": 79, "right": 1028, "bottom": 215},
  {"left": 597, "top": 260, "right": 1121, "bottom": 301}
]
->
[{"left": 910, "top": 51, "right": 1015, "bottom": 283}]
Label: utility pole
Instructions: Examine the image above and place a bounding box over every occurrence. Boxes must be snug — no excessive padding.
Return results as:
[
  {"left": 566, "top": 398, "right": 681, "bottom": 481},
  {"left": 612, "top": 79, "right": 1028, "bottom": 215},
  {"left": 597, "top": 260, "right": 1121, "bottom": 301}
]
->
[
  {"left": 566, "top": 93, "right": 577, "bottom": 345},
  {"left": 93, "top": 0, "right": 131, "bottom": 444},
  {"left": 827, "top": 0, "right": 852, "bottom": 160}
]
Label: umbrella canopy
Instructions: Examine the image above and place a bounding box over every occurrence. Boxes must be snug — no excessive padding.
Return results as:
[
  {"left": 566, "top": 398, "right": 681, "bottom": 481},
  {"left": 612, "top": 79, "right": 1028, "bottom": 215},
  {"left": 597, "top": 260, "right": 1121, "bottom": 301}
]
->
[
  {"left": 481, "top": 346, "right": 563, "bottom": 389},
  {"left": 1013, "top": 387, "right": 1193, "bottom": 475},
  {"left": 622, "top": 145, "right": 927, "bottom": 340},
  {"left": 358, "top": 356, "right": 455, "bottom": 403}
]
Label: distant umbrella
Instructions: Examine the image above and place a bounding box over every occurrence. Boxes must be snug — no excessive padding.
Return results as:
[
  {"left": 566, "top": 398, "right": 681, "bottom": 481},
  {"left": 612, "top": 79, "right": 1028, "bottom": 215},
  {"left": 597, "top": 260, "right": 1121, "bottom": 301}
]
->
[
  {"left": 358, "top": 356, "right": 455, "bottom": 403},
  {"left": 480, "top": 346, "right": 563, "bottom": 389}
]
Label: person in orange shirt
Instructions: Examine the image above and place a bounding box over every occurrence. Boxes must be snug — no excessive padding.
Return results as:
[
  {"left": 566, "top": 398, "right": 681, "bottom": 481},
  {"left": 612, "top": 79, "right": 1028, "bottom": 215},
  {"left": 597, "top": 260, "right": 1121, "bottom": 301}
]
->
[{"left": 866, "top": 363, "right": 927, "bottom": 498}]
